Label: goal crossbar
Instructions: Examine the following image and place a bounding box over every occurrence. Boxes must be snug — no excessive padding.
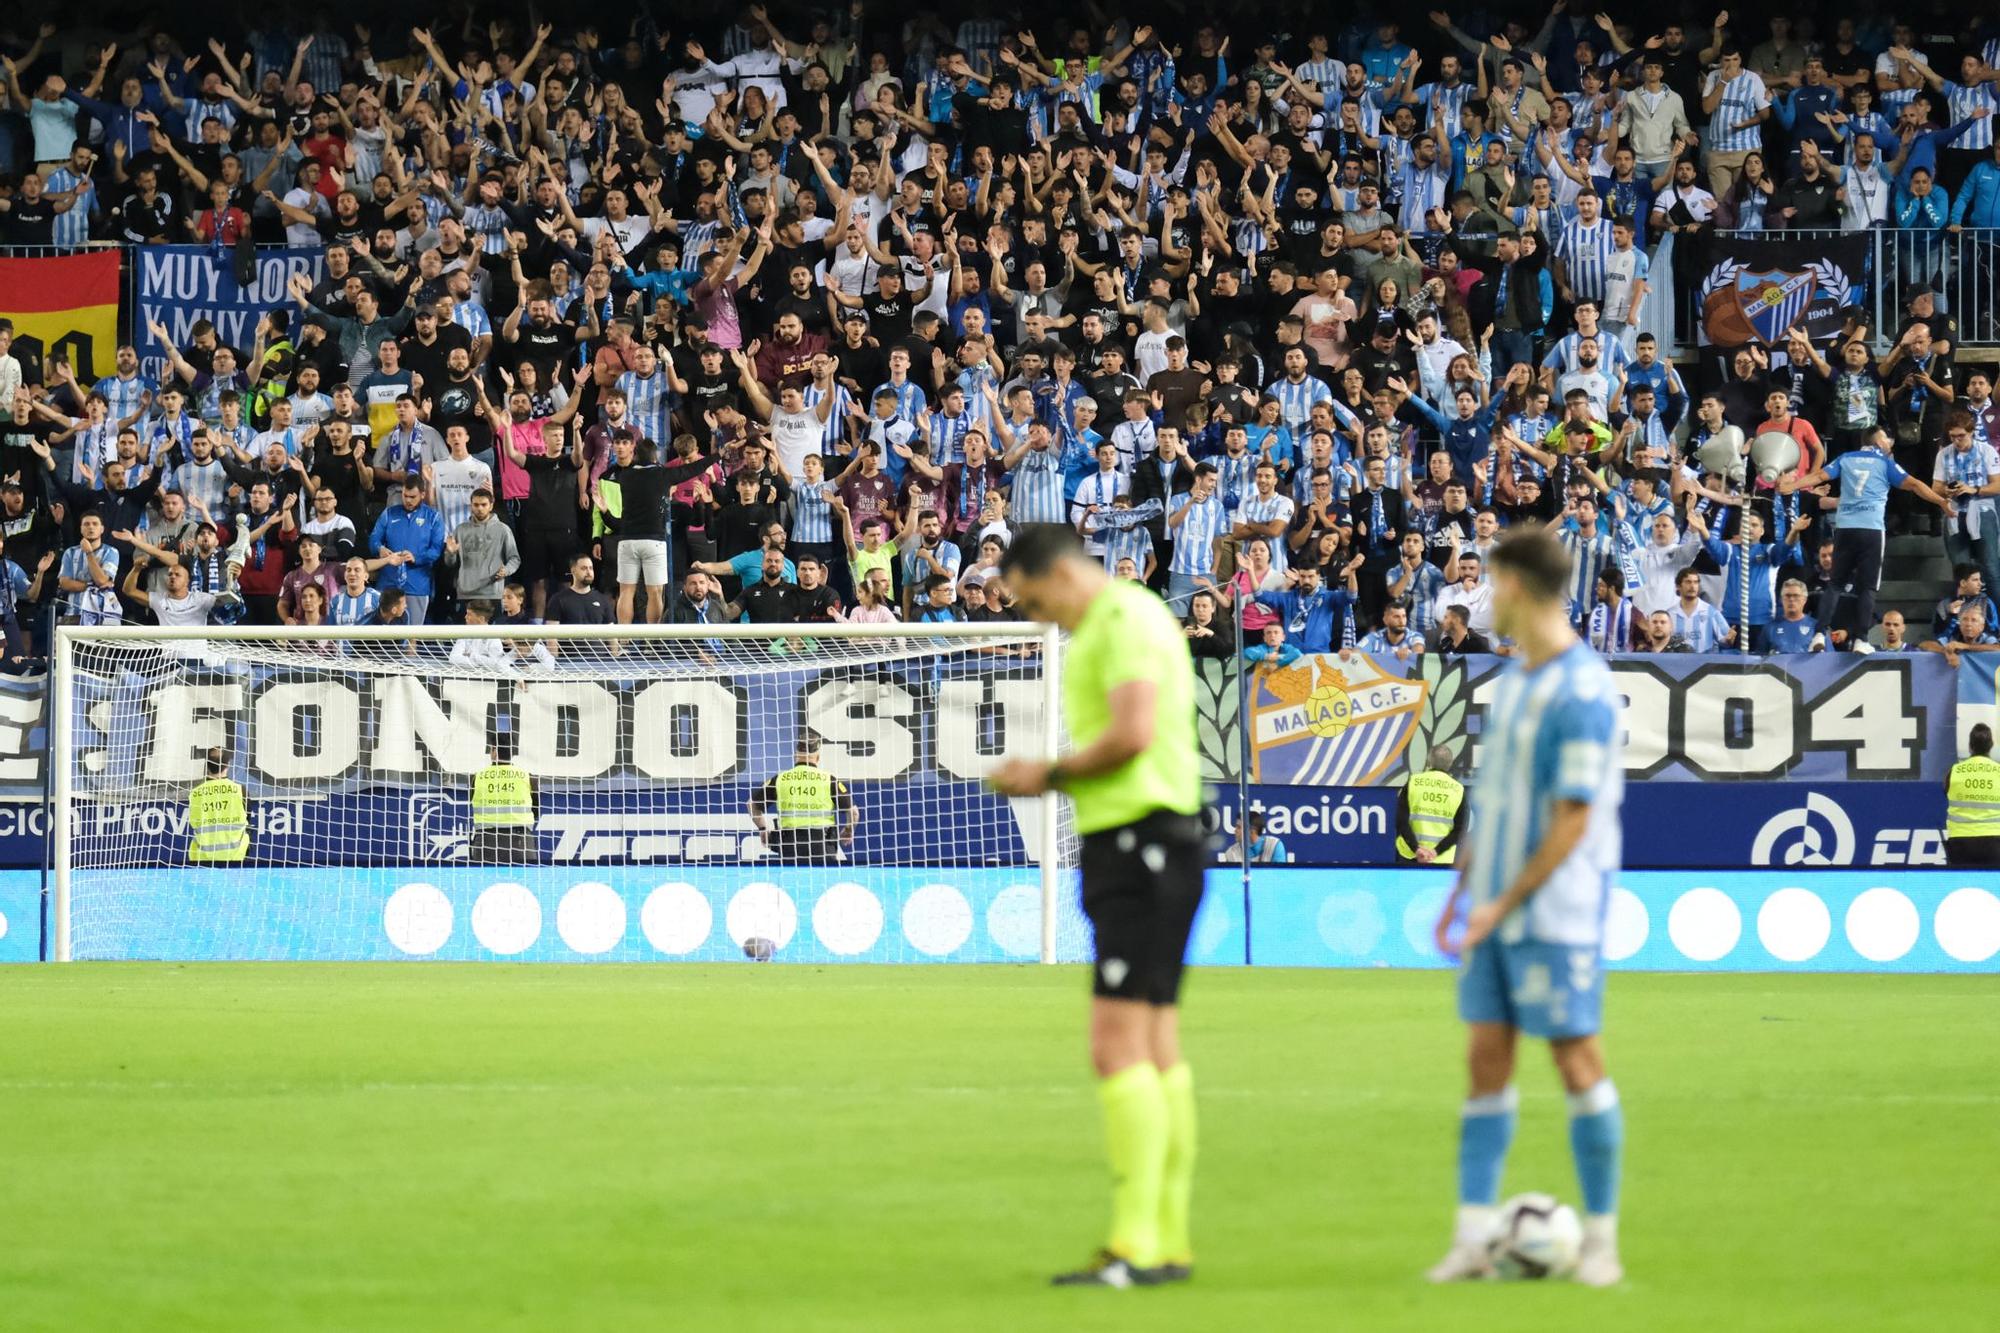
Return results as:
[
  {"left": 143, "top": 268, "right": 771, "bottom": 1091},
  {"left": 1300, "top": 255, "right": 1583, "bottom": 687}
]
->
[{"left": 50, "top": 621, "right": 1070, "bottom": 964}]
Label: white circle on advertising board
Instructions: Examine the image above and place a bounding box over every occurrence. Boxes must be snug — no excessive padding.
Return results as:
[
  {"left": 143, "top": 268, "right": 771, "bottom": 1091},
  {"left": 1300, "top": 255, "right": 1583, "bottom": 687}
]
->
[
  {"left": 471, "top": 882, "right": 542, "bottom": 956},
  {"left": 641, "top": 883, "right": 714, "bottom": 955},
  {"left": 1844, "top": 888, "right": 1920, "bottom": 963},
  {"left": 557, "top": 882, "right": 628, "bottom": 956},
  {"left": 383, "top": 882, "right": 452, "bottom": 956},
  {"left": 1667, "top": 887, "right": 1742, "bottom": 962}
]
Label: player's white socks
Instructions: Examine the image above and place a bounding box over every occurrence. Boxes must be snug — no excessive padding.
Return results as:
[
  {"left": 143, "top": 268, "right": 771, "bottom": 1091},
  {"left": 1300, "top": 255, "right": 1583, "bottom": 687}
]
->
[
  {"left": 1576, "top": 1212, "right": 1624, "bottom": 1286},
  {"left": 1453, "top": 1204, "right": 1499, "bottom": 1248}
]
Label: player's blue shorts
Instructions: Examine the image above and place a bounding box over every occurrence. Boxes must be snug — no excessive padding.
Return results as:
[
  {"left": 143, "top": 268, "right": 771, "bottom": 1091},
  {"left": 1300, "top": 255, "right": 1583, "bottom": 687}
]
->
[{"left": 1457, "top": 937, "right": 1605, "bottom": 1039}]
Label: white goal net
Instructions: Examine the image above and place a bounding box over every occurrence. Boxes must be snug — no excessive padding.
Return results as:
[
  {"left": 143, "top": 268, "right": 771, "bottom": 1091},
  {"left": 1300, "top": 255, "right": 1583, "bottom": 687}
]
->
[{"left": 52, "top": 623, "right": 1086, "bottom": 964}]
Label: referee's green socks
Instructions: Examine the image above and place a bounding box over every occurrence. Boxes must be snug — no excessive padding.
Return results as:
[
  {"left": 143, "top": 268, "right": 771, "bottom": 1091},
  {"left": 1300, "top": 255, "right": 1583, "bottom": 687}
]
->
[
  {"left": 1159, "top": 1062, "right": 1198, "bottom": 1266},
  {"left": 1098, "top": 1062, "right": 1168, "bottom": 1266}
]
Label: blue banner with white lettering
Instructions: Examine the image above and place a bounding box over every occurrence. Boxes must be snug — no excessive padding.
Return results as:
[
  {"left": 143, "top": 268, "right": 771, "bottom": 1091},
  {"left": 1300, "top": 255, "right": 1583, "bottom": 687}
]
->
[
  {"left": 57, "top": 646, "right": 1056, "bottom": 871},
  {"left": 1210, "top": 781, "right": 1946, "bottom": 869},
  {"left": 1226, "top": 650, "right": 1958, "bottom": 787},
  {"left": 132, "top": 245, "right": 325, "bottom": 386},
  {"left": 2, "top": 651, "right": 1993, "bottom": 869}
]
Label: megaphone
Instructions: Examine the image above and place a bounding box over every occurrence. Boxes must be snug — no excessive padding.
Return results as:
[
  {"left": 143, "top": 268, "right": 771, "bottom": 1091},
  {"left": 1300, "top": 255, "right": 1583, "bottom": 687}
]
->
[
  {"left": 1696, "top": 425, "right": 1747, "bottom": 484},
  {"left": 1750, "top": 430, "right": 1803, "bottom": 485}
]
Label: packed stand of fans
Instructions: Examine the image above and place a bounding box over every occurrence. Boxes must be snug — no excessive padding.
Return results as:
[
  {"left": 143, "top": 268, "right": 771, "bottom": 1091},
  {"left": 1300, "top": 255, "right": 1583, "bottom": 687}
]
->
[{"left": 0, "top": 6, "right": 1996, "bottom": 669}]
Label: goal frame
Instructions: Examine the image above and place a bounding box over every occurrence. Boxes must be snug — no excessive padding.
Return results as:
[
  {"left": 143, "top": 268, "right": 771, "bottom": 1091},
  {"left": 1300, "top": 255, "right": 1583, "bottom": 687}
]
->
[{"left": 50, "top": 620, "right": 1067, "bottom": 964}]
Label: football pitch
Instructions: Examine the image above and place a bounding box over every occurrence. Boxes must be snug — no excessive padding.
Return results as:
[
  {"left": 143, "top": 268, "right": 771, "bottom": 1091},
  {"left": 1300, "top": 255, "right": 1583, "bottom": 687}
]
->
[{"left": 0, "top": 964, "right": 1992, "bottom": 1331}]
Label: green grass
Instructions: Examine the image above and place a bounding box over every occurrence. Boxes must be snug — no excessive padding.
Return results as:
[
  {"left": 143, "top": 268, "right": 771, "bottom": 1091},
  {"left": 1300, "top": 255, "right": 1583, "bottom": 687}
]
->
[{"left": 0, "top": 965, "right": 1994, "bottom": 1331}]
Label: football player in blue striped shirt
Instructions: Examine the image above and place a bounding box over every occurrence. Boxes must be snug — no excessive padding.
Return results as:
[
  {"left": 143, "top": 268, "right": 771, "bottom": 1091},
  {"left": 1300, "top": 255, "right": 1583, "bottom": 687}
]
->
[{"left": 1430, "top": 526, "right": 1626, "bottom": 1288}]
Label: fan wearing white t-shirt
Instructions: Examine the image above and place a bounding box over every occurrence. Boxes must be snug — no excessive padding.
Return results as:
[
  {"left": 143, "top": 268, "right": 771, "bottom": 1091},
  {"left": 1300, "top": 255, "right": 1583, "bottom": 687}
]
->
[
  {"left": 741, "top": 373, "right": 835, "bottom": 481},
  {"left": 428, "top": 425, "right": 496, "bottom": 533},
  {"left": 120, "top": 556, "right": 232, "bottom": 632}
]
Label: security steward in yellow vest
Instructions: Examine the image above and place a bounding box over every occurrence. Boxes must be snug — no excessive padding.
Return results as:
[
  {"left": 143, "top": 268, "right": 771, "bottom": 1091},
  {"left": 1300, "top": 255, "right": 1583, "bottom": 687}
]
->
[
  {"left": 748, "top": 736, "right": 857, "bottom": 865},
  {"left": 1396, "top": 745, "right": 1467, "bottom": 866},
  {"left": 469, "top": 736, "right": 537, "bottom": 864},
  {"left": 1945, "top": 723, "right": 2000, "bottom": 867},
  {"left": 187, "top": 747, "right": 250, "bottom": 863}
]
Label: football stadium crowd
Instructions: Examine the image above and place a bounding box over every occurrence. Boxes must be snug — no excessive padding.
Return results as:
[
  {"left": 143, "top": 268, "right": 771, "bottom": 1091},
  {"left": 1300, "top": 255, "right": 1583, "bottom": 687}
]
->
[{"left": 0, "top": 5, "right": 1997, "bottom": 666}]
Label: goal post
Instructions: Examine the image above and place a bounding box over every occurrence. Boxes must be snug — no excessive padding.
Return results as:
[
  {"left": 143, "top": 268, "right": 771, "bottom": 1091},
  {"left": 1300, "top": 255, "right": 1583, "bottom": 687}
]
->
[{"left": 49, "top": 620, "right": 1081, "bottom": 965}]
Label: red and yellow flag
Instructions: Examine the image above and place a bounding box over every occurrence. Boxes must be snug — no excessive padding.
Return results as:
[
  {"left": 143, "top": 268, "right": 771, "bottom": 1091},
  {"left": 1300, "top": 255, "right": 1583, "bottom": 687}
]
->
[{"left": 0, "top": 250, "right": 120, "bottom": 384}]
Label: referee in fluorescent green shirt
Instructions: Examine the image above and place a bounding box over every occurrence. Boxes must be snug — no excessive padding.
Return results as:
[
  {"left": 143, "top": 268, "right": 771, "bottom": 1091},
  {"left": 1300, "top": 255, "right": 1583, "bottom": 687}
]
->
[{"left": 989, "top": 524, "right": 1206, "bottom": 1290}]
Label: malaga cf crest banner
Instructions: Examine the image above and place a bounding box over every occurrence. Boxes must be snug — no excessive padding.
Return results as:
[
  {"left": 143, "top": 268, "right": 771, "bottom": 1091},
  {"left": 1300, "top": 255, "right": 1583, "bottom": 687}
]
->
[{"left": 1698, "top": 234, "right": 1867, "bottom": 348}]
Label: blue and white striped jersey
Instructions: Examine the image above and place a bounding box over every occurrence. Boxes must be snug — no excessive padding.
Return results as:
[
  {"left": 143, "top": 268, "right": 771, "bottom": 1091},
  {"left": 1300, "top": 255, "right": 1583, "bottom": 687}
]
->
[
  {"left": 1297, "top": 58, "right": 1343, "bottom": 92},
  {"left": 925, "top": 408, "right": 975, "bottom": 466},
  {"left": 1008, "top": 446, "right": 1066, "bottom": 524},
  {"left": 616, "top": 369, "right": 676, "bottom": 448},
  {"left": 802, "top": 383, "right": 855, "bottom": 454},
  {"left": 1464, "top": 641, "right": 1623, "bottom": 947},
  {"left": 461, "top": 203, "right": 512, "bottom": 254},
  {"left": 330, "top": 587, "right": 381, "bottom": 626},
  {"left": 676, "top": 218, "right": 727, "bottom": 272},
  {"left": 1559, "top": 525, "right": 1619, "bottom": 625},
  {"left": 182, "top": 98, "right": 236, "bottom": 142},
  {"left": 1553, "top": 217, "right": 1616, "bottom": 303},
  {"left": 1944, "top": 80, "right": 1997, "bottom": 151},
  {"left": 173, "top": 457, "right": 231, "bottom": 516},
  {"left": 1670, "top": 599, "right": 1731, "bottom": 652},
  {"left": 1071, "top": 469, "right": 1129, "bottom": 549},
  {"left": 1110, "top": 418, "right": 1157, "bottom": 474},
  {"left": 1419, "top": 80, "right": 1476, "bottom": 133},
  {"left": 1211, "top": 450, "right": 1254, "bottom": 517},
  {"left": 450, "top": 301, "right": 492, "bottom": 341},
  {"left": 92, "top": 373, "right": 155, "bottom": 431},
  {"left": 791, "top": 479, "right": 837, "bottom": 545},
  {"left": 1397, "top": 158, "right": 1452, "bottom": 233},
  {"left": 1240, "top": 491, "right": 1296, "bottom": 576},
  {"left": 431, "top": 457, "right": 492, "bottom": 533},
  {"left": 871, "top": 378, "right": 927, "bottom": 426},
  {"left": 1168, "top": 492, "right": 1226, "bottom": 579},
  {"left": 1704, "top": 70, "right": 1770, "bottom": 154},
  {"left": 1103, "top": 522, "right": 1154, "bottom": 575},
  {"left": 1271, "top": 375, "right": 1334, "bottom": 432},
  {"left": 43, "top": 166, "right": 94, "bottom": 249},
  {"left": 1392, "top": 559, "right": 1446, "bottom": 633}
]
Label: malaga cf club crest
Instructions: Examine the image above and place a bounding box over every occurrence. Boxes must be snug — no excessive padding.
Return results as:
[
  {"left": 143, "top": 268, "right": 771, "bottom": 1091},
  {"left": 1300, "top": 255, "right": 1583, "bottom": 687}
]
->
[
  {"left": 1249, "top": 654, "right": 1428, "bottom": 785},
  {"left": 1697, "top": 235, "right": 1865, "bottom": 347},
  {"left": 1731, "top": 269, "right": 1816, "bottom": 344}
]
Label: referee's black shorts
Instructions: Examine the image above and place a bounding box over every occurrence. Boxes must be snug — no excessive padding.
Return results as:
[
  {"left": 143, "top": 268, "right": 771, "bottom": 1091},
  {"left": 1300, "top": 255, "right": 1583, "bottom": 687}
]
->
[{"left": 1079, "top": 808, "right": 1207, "bottom": 1005}]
